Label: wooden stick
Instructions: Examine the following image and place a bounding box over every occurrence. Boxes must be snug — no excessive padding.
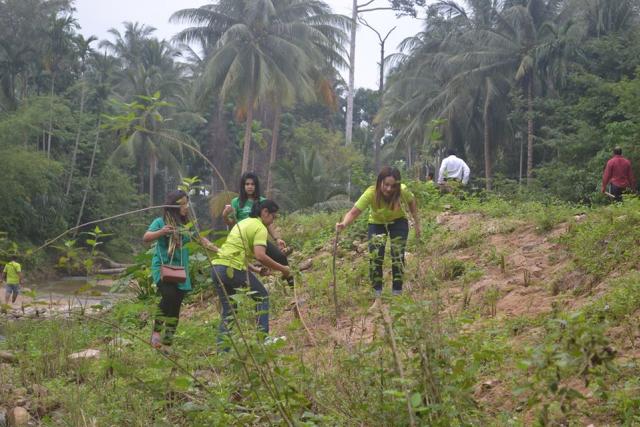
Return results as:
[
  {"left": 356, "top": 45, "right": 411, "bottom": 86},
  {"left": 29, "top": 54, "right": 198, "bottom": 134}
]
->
[
  {"left": 380, "top": 306, "right": 417, "bottom": 427},
  {"left": 293, "top": 274, "right": 317, "bottom": 346},
  {"left": 331, "top": 229, "right": 340, "bottom": 327}
]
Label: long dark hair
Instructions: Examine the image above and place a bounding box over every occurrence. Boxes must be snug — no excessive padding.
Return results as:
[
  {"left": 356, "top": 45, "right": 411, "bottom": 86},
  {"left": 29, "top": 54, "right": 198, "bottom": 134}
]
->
[
  {"left": 238, "top": 172, "right": 261, "bottom": 208},
  {"left": 249, "top": 199, "right": 279, "bottom": 218},
  {"left": 163, "top": 189, "right": 189, "bottom": 226},
  {"left": 374, "top": 166, "right": 402, "bottom": 210}
]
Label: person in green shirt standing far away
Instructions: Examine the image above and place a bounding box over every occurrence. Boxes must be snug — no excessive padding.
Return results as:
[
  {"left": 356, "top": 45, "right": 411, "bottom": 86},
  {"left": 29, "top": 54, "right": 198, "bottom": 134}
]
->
[
  {"left": 3, "top": 255, "right": 24, "bottom": 304},
  {"left": 212, "top": 199, "right": 291, "bottom": 350},
  {"left": 336, "top": 167, "right": 421, "bottom": 306},
  {"left": 144, "top": 190, "right": 217, "bottom": 349},
  {"left": 222, "top": 172, "right": 294, "bottom": 287}
]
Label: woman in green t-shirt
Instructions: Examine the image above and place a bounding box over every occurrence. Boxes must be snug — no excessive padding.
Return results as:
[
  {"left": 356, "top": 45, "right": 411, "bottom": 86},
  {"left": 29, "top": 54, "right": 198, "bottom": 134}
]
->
[
  {"left": 143, "top": 190, "right": 216, "bottom": 348},
  {"left": 222, "top": 172, "right": 294, "bottom": 287},
  {"left": 213, "top": 199, "right": 291, "bottom": 348},
  {"left": 336, "top": 167, "right": 421, "bottom": 298}
]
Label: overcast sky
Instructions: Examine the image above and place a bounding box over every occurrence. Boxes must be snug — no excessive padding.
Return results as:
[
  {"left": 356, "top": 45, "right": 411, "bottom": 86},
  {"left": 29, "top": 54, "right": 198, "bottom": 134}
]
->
[{"left": 74, "top": 0, "right": 425, "bottom": 90}]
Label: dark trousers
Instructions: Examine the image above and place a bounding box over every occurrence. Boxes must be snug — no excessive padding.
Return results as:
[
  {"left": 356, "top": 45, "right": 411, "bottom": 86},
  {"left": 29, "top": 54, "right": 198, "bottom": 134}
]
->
[
  {"left": 367, "top": 218, "right": 409, "bottom": 292},
  {"left": 610, "top": 184, "right": 624, "bottom": 202},
  {"left": 266, "top": 240, "right": 294, "bottom": 287},
  {"left": 212, "top": 265, "right": 269, "bottom": 347},
  {"left": 153, "top": 281, "right": 187, "bottom": 345}
]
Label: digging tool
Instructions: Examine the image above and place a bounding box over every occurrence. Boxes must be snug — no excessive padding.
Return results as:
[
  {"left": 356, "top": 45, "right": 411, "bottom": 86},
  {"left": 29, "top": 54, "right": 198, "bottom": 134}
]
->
[{"left": 331, "top": 229, "right": 340, "bottom": 326}]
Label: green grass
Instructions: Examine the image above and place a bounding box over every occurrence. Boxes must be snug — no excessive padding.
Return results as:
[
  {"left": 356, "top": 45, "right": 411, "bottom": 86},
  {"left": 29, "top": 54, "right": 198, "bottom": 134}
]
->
[{"left": 3, "top": 193, "right": 640, "bottom": 425}]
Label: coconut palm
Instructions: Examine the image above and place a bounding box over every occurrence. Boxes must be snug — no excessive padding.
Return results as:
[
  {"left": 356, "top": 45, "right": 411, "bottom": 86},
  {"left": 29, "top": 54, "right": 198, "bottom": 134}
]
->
[
  {"left": 100, "top": 23, "right": 195, "bottom": 203},
  {"left": 384, "top": 0, "right": 579, "bottom": 186},
  {"left": 171, "top": 0, "right": 349, "bottom": 174},
  {"left": 457, "top": 0, "right": 581, "bottom": 183}
]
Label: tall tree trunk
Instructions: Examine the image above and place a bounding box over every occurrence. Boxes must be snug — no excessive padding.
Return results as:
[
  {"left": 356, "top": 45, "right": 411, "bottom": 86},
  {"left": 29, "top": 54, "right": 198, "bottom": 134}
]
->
[
  {"left": 483, "top": 79, "right": 492, "bottom": 191},
  {"left": 149, "top": 150, "right": 156, "bottom": 206},
  {"left": 46, "top": 77, "right": 55, "bottom": 158},
  {"left": 373, "top": 126, "right": 383, "bottom": 172},
  {"left": 526, "top": 77, "right": 534, "bottom": 185},
  {"left": 373, "top": 36, "right": 385, "bottom": 172},
  {"left": 66, "top": 78, "right": 87, "bottom": 196},
  {"left": 163, "top": 166, "right": 169, "bottom": 198},
  {"left": 75, "top": 117, "right": 101, "bottom": 233},
  {"left": 241, "top": 93, "right": 255, "bottom": 174},
  {"left": 266, "top": 104, "right": 281, "bottom": 197},
  {"left": 139, "top": 159, "right": 145, "bottom": 195},
  {"left": 345, "top": 0, "right": 357, "bottom": 145}
]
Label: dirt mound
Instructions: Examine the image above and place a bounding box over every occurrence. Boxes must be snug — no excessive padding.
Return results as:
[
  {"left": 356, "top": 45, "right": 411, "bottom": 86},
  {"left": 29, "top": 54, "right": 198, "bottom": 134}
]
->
[
  {"left": 269, "top": 211, "right": 601, "bottom": 349},
  {"left": 431, "top": 212, "right": 593, "bottom": 318}
]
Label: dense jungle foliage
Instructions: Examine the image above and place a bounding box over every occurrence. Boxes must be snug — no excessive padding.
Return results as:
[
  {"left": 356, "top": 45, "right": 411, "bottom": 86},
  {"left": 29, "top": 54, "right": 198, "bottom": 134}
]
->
[
  {"left": 0, "top": 0, "right": 639, "bottom": 258},
  {"left": 2, "top": 1, "right": 640, "bottom": 425}
]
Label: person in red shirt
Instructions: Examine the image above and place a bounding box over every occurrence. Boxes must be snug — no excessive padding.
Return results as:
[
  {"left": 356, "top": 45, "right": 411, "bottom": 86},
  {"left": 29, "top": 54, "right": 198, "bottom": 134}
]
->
[{"left": 601, "top": 147, "right": 636, "bottom": 201}]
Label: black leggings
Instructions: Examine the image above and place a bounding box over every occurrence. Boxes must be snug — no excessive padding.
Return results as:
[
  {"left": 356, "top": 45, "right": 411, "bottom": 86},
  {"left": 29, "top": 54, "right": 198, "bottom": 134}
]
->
[
  {"left": 153, "top": 281, "right": 187, "bottom": 345},
  {"left": 368, "top": 218, "right": 409, "bottom": 292},
  {"left": 266, "top": 240, "right": 294, "bottom": 287}
]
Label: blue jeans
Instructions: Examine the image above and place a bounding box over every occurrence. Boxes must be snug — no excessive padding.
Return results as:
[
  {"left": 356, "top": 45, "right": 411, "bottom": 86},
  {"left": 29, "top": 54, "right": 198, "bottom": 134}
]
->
[
  {"left": 368, "top": 218, "right": 409, "bottom": 292},
  {"left": 211, "top": 265, "right": 269, "bottom": 346}
]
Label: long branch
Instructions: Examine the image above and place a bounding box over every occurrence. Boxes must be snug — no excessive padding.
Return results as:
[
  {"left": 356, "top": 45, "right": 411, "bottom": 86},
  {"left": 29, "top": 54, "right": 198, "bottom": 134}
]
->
[
  {"left": 36, "top": 204, "right": 181, "bottom": 253},
  {"left": 357, "top": 7, "right": 394, "bottom": 13},
  {"left": 357, "top": 0, "right": 378, "bottom": 9}
]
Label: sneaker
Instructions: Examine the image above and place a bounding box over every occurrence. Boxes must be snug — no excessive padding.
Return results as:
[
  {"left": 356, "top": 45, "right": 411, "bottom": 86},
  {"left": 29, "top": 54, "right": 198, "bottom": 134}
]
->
[
  {"left": 264, "top": 335, "right": 286, "bottom": 346},
  {"left": 150, "top": 331, "right": 162, "bottom": 349}
]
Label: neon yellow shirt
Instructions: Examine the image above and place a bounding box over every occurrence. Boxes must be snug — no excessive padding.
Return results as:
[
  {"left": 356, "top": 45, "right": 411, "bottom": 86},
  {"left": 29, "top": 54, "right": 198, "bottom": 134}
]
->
[
  {"left": 4, "top": 261, "right": 22, "bottom": 284},
  {"left": 213, "top": 217, "right": 268, "bottom": 271},
  {"left": 354, "top": 184, "right": 415, "bottom": 224}
]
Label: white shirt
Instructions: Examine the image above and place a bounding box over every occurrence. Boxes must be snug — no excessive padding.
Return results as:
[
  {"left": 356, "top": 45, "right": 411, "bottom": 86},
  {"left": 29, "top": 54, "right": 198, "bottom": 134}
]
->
[{"left": 438, "top": 155, "right": 470, "bottom": 185}]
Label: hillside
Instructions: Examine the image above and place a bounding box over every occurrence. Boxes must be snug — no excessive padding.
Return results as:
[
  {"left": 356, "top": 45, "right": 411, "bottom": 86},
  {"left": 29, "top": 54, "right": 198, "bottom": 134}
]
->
[{"left": 1, "top": 194, "right": 640, "bottom": 426}]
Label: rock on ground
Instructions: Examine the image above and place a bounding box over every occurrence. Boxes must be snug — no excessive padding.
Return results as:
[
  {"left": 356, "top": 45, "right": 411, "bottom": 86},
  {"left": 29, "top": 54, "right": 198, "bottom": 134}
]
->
[{"left": 7, "top": 407, "right": 28, "bottom": 427}]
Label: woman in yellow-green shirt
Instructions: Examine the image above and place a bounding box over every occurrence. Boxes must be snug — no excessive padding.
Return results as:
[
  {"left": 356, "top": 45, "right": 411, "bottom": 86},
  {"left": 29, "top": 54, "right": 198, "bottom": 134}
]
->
[
  {"left": 212, "top": 199, "right": 290, "bottom": 348},
  {"left": 336, "top": 167, "right": 421, "bottom": 297}
]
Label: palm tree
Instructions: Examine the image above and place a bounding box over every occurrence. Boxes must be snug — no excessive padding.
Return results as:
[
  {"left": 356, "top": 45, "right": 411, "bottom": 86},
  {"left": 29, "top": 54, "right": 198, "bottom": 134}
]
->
[
  {"left": 75, "top": 51, "right": 117, "bottom": 230},
  {"left": 66, "top": 34, "right": 97, "bottom": 196},
  {"left": 0, "top": 0, "right": 73, "bottom": 110},
  {"left": 100, "top": 23, "right": 193, "bottom": 202},
  {"left": 463, "top": 0, "right": 580, "bottom": 183},
  {"left": 171, "top": 0, "right": 349, "bottom": 174},
  {"left": 98, "top": 22, "right": 157, "bottom": 70},
  {"left": 44, "top": 13, "right": 78, "bottom": 158},
  {"left": 384, "top": 0, "right": 578, "bottom": 186}
]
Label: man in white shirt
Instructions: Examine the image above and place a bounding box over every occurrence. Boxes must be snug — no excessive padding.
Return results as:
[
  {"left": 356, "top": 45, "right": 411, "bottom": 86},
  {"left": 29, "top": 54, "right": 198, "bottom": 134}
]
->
[{"left": 438, "top": 149, "right": 470, "bottom": 185}]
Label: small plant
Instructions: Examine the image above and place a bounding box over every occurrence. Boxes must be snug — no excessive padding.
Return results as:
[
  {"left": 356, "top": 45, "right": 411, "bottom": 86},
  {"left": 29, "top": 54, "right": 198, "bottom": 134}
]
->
[
  {"left": 483, "top": 286, "right": 500, "bottom": 317},
  {"left": 435, "top": 258, "right": 467, "bottom": 281},
  {"left": 518, "top": 312, "right": 616, "bottom": 424},
  {"left": 523, "top": 269, "right": 532, "bottom": 287}
]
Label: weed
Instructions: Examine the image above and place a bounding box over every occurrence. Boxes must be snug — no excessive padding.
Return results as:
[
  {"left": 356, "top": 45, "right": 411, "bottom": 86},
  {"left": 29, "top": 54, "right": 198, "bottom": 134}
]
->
[
  {"left": 518, "top": 312, "right": 616, "bottom": 424},
  {"left": 483, "top": 286, "right": 500, "bottom": 317},
  {"left": 435, "top": 258, "right": 467, "bottom": 281}
]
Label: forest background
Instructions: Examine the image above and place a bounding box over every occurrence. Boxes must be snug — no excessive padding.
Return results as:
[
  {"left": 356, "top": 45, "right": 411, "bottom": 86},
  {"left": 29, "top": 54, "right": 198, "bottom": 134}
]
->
[{"left": 1, "top": 0, "right": 639, "bottom": 263}]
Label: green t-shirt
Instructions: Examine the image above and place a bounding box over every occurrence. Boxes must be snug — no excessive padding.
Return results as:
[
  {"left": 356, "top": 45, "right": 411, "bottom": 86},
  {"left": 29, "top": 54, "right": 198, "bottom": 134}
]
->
[
  {"left": 354, "top": 184, "right": 415, "bottom": 224},
  {"left": 213, "top": 217, "right": 268, "bottom": 271},
  {"left": 4, "top": 261, "right": 21, "bottom": 284},
  {"left": 148, "top": 217, "right": 192, "bottom": 291},
  {"left": 231, "top": 196, "right": 266, "bottom": 222}
]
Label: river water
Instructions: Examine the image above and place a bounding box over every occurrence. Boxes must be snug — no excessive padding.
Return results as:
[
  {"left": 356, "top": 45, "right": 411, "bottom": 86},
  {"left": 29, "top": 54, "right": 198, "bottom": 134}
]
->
[{"left": 28, "top": 276, "right": 128, "bottom": 305}]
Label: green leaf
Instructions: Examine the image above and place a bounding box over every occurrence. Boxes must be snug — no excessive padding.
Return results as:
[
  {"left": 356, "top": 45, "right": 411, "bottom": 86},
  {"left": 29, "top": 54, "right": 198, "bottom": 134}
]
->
[
  {"left": 173, "top": 376, "right": 191, "bottom": 391},
  {"left": 410, "top": 392, "right": 422, "bottom": 408}
]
